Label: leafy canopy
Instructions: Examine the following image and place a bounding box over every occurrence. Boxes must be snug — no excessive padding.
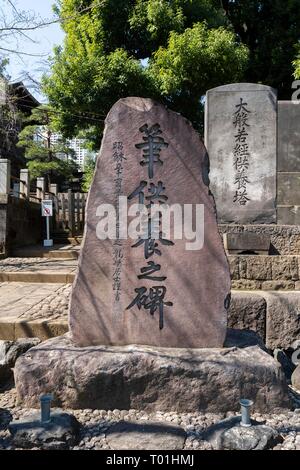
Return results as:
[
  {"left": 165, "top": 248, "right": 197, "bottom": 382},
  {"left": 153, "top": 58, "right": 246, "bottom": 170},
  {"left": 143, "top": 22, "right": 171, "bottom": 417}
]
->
[
  {"left": 81, "top": 153, "right": 96, "bottom": 192},
  {"left": 222, "top": 0, "right": 300, "bottom": 99},
  {"left": 44, "top": 0, "right": 248, "bottom": 142}
]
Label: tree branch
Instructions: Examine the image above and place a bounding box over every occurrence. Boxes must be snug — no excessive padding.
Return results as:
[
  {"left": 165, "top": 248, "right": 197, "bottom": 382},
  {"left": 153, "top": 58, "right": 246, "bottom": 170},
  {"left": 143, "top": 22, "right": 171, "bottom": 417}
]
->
[
  {"left": 0, "top": 46, "right": 48, "bottom": 57},
  {"left": 0, "top": 0, "right": 105, "bottom": 33}
]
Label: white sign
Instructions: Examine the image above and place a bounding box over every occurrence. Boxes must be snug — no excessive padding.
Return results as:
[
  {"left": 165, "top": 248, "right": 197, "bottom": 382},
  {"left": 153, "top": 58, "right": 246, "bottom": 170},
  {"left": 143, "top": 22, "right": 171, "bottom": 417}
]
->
[{"left": 42, "top": 199, "right": 53, "bottom": 217}]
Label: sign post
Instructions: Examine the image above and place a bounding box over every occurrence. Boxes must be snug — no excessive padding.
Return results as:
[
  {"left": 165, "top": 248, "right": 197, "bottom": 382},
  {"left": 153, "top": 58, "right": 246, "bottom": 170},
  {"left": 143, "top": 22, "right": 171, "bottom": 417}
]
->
[{"left": 41, "top": 200, "right": 53, "bottom": 247}]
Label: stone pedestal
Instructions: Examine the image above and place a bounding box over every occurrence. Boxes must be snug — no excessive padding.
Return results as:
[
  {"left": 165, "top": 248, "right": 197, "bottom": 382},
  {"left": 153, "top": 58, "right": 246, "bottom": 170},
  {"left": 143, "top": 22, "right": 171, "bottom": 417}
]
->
[{"left": 14, "top": 331, "right": 291, "bottom": 413}]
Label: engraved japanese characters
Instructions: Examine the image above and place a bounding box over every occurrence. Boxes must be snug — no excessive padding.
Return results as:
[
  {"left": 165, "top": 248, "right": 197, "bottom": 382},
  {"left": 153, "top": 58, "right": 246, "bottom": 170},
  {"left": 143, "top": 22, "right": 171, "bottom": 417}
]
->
[
  {"left": 205, "top": 83, "right": 277, "bottom": 224},
  {"left": 69, "top": 97, "right": 230, "bottom": 348}
]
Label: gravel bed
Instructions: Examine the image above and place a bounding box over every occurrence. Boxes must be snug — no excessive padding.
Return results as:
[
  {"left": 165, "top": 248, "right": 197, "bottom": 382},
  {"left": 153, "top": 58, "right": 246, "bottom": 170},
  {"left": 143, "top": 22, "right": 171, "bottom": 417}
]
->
[{"left": 0, "top": 382, "right": 299, "bottom": 450}]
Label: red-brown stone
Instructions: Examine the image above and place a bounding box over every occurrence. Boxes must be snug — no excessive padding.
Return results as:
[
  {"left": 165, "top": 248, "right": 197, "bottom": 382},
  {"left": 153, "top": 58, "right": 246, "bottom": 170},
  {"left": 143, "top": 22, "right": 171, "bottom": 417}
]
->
[{"left": 69, "top": 97, "right": 231, "bottom": 347}]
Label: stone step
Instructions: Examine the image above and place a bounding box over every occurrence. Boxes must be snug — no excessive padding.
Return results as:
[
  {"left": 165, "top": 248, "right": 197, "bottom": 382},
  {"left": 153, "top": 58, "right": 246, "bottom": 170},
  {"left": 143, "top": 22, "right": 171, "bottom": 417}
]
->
[
  {"left": 0, "top": 281, "right": 69, "bottom": 341},
  {"left": 0, "top": 280, "right": 298, "bottom": 352},
  {"left": 0, "top": 317, "right": 68, "bottom": 342},
  {"left": 0, "top": 271, "right": 75, "bottom": 283},
  {"left": 0, "top": 258, "right": 77, "bottom": 283},
  {"left": 52, "top": 235, "right": 83, "bottom": 246},
  {"left": 12, "top": 245, "right": 79, "bottom": 259}
]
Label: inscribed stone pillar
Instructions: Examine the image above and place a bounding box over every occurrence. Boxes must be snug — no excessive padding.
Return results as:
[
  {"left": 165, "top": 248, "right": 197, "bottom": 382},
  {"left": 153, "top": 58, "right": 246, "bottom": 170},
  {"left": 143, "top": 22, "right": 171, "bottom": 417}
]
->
[
  {"left": 69, "top": 98, "right": 231, "bottom": 348},
  {"left": 205, "top": 83, "right": 277, "bottom": 224}
]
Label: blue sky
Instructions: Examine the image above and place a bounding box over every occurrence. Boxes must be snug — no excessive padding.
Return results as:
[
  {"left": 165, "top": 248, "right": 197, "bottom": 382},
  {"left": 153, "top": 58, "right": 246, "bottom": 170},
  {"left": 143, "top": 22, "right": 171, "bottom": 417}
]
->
[{"left": 1, "top": 0, "right": 65, "bottom": 101}]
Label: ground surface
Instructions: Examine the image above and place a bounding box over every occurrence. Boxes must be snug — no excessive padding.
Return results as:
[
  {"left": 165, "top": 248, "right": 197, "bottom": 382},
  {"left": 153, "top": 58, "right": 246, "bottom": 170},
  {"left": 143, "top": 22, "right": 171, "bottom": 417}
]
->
[
  {"left": 0, "top": 247, "right": 299, "bottom": 450},
  {"left": 0, "top": 381, "right": 300, "bottom": 450},
  {"left": 0, "top": 258, "right": 77, "bottom": 273},
  {"left": 0, "top": 282, "right": 69, "bottom": 320},
  {"left": 0, "top": 253, "right": 73, "bottom": 340}
]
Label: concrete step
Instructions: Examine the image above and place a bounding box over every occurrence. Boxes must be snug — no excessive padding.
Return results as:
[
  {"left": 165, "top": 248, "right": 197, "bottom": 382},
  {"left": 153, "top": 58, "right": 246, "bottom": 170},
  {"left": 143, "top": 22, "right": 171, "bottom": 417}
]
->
[
  {"left": 0, "top": 258, "right": 77, "bottom": 283},
  {"left": 12, "top": 244, "right": 80, "bottom": 259},
  {"left": 0, "top": 271, "right": 75, "bottom": 283},
  {"left": 0, "top": 282, "right": 69, "bottom": 341},
  {"left": 0, "top": 280, "right": 299, "bottom": 351}
]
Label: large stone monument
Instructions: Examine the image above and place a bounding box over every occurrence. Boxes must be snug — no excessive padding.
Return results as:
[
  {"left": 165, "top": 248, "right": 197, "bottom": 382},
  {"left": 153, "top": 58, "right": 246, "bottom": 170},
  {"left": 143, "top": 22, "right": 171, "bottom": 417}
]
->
[
  {"left": 205, "top": 83, "right": 277, "bottom": 224},
  {"left": 69, "top": 97, "right": 231, "bottom": 348},
  {"left": 14, "top": 98, "right": 291, "bottom": 413}
]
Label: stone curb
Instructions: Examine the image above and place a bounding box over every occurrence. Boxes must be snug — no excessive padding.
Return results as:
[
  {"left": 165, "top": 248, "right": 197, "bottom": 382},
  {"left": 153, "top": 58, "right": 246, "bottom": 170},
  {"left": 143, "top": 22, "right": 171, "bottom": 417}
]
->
[
  {"left": 0, "top": 272, "right": 75, "bottom": 283},
  {"left": 0, "top": 318, "right": 68, "bottom": 341}
]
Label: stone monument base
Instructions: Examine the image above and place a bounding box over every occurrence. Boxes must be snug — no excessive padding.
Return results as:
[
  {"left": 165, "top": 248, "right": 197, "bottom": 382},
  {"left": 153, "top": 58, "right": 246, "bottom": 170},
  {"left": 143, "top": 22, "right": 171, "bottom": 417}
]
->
[{"left": 14, "top": 330, "right": 291, "bottom": 413}]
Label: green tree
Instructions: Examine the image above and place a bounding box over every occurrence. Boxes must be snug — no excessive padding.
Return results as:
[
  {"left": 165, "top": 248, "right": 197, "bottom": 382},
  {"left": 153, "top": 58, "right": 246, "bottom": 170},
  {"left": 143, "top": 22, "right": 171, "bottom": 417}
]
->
[
  {"left": 293, "top": 47, "right": 300, "bottom": 83},
  {"left": 43, "top": 0, "right": 248, "bottom": 142},
  {"left": 17, "top": 105, "right": 78, "bottom": 186},
  {"left": 221, "top": 0, "right": 300, "bottom": 99},
  {"left": 82, "top": 153, "right": 96, "bottom": 192},
  {"left": 149, "top": 22, "right": 248, "bottom": 127}
]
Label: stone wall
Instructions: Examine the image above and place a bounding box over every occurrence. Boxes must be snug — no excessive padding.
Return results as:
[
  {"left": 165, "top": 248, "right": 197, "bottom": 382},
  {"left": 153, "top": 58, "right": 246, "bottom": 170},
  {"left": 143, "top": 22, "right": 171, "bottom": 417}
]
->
[
  {"left": 229, "top": 291, "right": 300, "bottom": 349},
  {"left": 0, "top": 195, "right": 42, "bottom": 256},
  {"left": 277, "top": 101, "right": 300, "bottom": 224},
  {"left": 219, "top": 224, "right": 300, "bottom": 255},
  {"left": 228, "top": 254, "right": 300, "bottom": 290}
]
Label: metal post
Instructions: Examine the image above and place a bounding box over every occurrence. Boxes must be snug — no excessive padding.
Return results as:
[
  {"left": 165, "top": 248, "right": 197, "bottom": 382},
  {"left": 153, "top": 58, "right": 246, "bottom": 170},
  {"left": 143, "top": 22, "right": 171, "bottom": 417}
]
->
[
  {"left": 240, "top": 398, "right": 253, "bottom": 427},
  {"left": 46, "top": 216, "right": 50, "bottom": 241},
  {"left": 40, "top": 394, "right": 53, "bottom": 423}
]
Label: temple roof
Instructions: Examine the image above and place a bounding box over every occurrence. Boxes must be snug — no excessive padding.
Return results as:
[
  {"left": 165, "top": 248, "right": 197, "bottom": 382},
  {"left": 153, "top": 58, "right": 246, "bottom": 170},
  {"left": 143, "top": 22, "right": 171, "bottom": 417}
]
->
[{"left": 9, "top": 81, "right": 40, "bottom": 114}]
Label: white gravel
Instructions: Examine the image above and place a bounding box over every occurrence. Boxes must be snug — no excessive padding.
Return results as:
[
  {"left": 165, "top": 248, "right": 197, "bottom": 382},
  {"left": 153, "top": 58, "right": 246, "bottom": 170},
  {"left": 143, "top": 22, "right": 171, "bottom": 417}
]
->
[{"left": 0, "top": 381, "right": 299, "bottom": 450}]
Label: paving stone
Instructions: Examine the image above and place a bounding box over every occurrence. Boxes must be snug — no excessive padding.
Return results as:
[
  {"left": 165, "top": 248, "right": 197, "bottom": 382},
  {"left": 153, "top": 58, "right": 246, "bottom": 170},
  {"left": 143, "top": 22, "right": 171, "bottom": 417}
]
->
[{"left": 106, "top": 420, "right": 186, "bottom": 450}]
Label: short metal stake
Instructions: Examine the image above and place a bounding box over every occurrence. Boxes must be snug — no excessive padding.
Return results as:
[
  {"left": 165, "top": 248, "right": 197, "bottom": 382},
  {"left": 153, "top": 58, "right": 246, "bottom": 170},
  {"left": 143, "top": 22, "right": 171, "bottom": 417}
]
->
[
  {"left": 40, "top": 394, "right": 53, "bottom": 424},
  {"left": 240, "top": 398, "right": 253, "bottom": 427}
]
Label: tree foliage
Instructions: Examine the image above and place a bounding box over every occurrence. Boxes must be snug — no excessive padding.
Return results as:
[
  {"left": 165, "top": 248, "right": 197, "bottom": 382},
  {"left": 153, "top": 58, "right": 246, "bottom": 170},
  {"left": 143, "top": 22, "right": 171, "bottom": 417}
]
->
[
  {"left": 44, "top": 0, "right": 300, "bottom": 144},
  {"left": 222, "top": 0, "right": 300, "bottom": 99},
  {"left": 149, "top": 22, "right": 248, "bottom": 125},
  {"left": 81, "top": 153, "right": 96, "bottom": 191},
  {"left": 44, "top": 0, "right": 248, "bottom": 141},
  {"left": 17, "top": 105, "right": 78, "bottom": 185}
]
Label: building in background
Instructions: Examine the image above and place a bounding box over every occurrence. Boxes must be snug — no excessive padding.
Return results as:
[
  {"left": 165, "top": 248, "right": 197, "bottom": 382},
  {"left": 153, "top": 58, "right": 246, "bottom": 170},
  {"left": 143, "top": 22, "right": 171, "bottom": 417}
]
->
[{"left": 50, "top": 133, "right": 91, "bottom": 169}]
